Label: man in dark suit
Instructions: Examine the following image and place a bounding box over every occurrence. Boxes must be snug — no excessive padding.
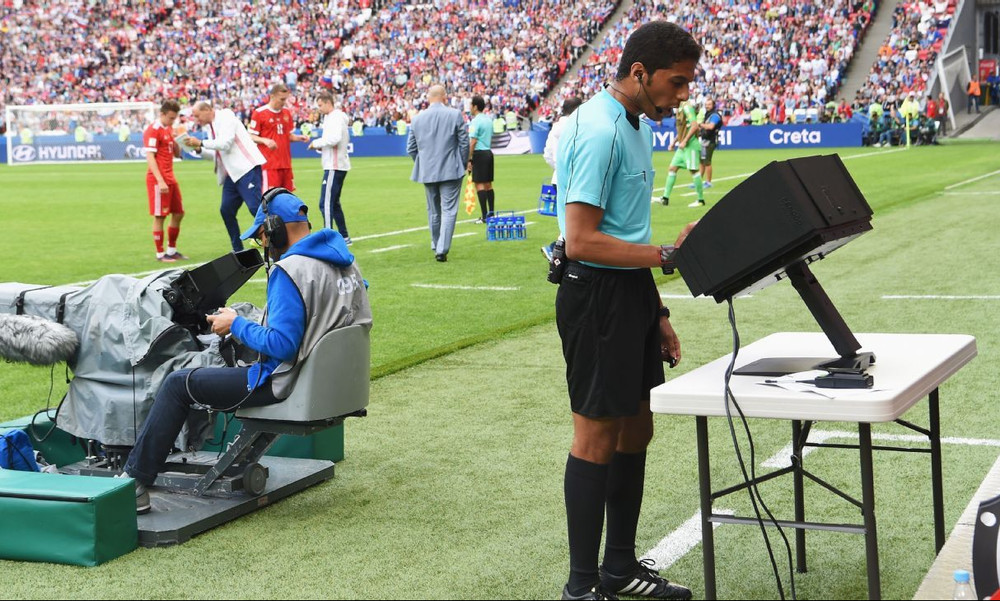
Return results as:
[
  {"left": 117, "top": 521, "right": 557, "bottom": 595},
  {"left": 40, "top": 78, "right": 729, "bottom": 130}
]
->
[{"left": 406, "top": 84, "right": 470, "bottom": 262}]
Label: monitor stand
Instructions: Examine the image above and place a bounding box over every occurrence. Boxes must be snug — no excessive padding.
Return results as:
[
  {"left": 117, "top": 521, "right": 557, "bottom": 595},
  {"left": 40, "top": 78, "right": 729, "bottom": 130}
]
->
[
  {"left": 732, "top": 260, "right": 875, "bottom": 380},
  {"left": 734, "top": 352, "right": 875, "bottom": 377}
]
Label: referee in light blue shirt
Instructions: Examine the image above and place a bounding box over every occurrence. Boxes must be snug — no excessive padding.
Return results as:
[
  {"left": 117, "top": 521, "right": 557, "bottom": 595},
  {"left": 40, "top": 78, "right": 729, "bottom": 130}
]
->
[
  {"left": 467, "top": 95, "right": 495, "bottom": 223},
  {"left": 553, "top": 21, "right": 702, "bottom": 601}
]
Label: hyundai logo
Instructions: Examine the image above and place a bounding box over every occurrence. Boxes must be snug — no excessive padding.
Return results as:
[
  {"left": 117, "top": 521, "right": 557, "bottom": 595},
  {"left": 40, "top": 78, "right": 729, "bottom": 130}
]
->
[{"left": 11, "top": 145, "right": 36, "bottom": 162}]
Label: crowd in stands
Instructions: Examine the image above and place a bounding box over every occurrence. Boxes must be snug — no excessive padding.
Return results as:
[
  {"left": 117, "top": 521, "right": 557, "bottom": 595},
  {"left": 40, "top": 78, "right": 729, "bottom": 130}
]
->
[
  {"left": 3, "top": 0, "right": 964, "bottom": 140},
  {"left": 2, "top": 0, "right": 374, "bottom": 129},
  {"left": 853, "top": 0, "right": 952, "bottom": 108},
  {"left": 1, "top": 1, "right": 164, "bottom": 113},
  {"left": 543, "top": 0, "right": 878, "bottom": 126},
  {"left": 2, "top": 0, "right": 615, "bottom": 135},
  {"left": 318, "top": 0, "right": 616, "bottom": 129}
]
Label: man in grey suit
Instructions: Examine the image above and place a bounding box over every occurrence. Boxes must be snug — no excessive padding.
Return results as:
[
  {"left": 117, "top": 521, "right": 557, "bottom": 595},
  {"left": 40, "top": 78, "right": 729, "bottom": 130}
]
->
[{"left": 407, "top": 84, "right": 470, "bottom": 262}]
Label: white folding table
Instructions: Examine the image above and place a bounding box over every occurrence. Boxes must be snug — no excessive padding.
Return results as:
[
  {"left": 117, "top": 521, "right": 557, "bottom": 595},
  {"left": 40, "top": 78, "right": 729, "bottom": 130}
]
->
[{"left": 650, "top": 332, "right": 978, "bottom": 600}]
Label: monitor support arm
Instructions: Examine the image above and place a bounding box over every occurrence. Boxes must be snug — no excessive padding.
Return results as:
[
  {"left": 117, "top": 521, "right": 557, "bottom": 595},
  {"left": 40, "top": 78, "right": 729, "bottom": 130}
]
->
[{"left": 785, "top": 260, "right": 875, "bottom": 372}]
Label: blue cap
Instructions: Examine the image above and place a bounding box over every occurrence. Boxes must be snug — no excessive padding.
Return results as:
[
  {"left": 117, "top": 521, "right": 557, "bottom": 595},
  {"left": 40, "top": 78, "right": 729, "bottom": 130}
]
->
[
  {"left": 240, "top": 192, "right": 309, "bottom": 240},
  {"left": 954, "top": 570, "right": 970, "bottom": 583}
]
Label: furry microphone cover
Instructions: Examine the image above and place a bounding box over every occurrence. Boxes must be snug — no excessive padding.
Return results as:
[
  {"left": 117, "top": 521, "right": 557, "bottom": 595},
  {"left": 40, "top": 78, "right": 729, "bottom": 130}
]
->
[{"left": 0, "top": 313, "right": 79, "bottom": 366}]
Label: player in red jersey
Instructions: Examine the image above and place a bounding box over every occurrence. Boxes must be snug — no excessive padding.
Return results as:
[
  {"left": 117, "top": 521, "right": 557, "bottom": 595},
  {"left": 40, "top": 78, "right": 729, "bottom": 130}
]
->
[
  {"left": 143, "top": 100, "right": 188, "bottom": 262},
  {"left": 248, "top": 83, "right": 310, "bottom": 191}
]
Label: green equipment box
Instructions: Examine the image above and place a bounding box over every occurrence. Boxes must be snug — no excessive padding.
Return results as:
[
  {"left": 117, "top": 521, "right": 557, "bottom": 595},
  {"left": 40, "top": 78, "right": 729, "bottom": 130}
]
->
[{"left": 0, "top": 470, "right": 137, "bottom": 566}]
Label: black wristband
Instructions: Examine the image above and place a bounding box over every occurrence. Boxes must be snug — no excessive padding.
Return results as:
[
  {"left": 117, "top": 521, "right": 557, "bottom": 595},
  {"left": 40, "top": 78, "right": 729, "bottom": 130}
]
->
[{"left": 658, "top": 305, "right": 671, "bottom": 319}]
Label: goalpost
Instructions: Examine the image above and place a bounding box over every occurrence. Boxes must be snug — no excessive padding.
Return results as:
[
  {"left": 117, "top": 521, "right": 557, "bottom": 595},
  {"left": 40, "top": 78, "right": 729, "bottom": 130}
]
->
[
  {"left": 936, "top": 46, "right": 972, "bottom": 133},
  {"left": 5, "top": 101, "right": 157, "bottom": 166}
]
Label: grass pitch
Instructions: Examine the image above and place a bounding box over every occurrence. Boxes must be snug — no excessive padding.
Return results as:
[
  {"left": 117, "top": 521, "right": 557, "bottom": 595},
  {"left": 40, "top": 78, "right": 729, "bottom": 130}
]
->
[{"left": 1, "top": 142, "right": 998, "bottom": 599}]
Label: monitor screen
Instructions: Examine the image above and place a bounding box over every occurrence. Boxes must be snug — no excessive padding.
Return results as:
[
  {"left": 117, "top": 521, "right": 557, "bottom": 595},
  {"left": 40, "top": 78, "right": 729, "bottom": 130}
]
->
[
  {"left": 674, "top": 154, "right": 876, "bottom": 376},
  {"left": 675, "top": 154, "right": 873, "bottom": 302}
]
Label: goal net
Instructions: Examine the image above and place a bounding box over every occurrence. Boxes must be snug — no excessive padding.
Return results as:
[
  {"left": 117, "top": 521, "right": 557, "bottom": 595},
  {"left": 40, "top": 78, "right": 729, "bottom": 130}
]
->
[{"left": 5, "top": 102, "right": 157, "bottom": 165}]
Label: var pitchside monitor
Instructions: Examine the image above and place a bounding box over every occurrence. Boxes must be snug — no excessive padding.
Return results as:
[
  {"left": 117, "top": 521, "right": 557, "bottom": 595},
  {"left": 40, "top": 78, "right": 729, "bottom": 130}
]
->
[{"left": 674, "top": 154, "right": 875, "bottom": 375}]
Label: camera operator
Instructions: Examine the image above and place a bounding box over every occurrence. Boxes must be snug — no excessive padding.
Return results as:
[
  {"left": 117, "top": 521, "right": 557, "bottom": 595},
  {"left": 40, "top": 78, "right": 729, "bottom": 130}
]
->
[
  {"left": 120, "top": 190, "right": 372, "bottom": 513},
  {"left": 552, "top": 22, "right": 701, "bottom": 601}
]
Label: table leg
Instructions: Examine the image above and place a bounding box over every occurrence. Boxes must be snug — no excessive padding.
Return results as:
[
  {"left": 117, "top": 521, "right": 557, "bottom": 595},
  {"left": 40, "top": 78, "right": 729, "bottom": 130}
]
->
[
  {"left": 697, "top": 416, "right": 717, "bottom": 600},
  {"left": 792, "top": 420, "right": 807, "bottom": 573},
  {"left": 859, "top": 423, "right": 881, "bottom": 600},
  {"left": 929, "top": 388, "right": 945, "bottom": 552}
]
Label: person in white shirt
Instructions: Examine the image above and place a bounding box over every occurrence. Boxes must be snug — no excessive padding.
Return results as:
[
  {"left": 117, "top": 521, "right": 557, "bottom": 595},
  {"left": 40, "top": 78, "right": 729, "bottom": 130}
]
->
[
  {"left": 187, "top": 101, "right": 267, "bottom": 252},
  {"left": 308, "top": 92, "right": 353, "bottom": 244},
  {"left": 543, "top": 97, "right": 583, "bottom": 190}
]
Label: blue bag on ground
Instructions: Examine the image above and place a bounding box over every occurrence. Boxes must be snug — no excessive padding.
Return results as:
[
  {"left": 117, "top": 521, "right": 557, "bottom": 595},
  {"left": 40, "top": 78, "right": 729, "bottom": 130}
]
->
[{"left": 0, "top": 430, "right": 40, "bottom": 471}]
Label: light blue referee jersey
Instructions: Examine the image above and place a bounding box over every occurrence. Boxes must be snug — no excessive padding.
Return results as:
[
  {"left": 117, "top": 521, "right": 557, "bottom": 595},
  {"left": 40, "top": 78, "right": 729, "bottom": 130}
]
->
[
  {"left": 469, "top": 113, "right": 493, "bottom": 151},
  {"left": 556, "top": 89, "right": 655, "bottom": 269}
]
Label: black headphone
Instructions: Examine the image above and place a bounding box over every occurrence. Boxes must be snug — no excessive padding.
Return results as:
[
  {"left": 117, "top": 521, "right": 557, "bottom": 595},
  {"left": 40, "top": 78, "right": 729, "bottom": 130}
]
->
[{"left": 260, "top": 186, "right": 291, "bottom": 258}]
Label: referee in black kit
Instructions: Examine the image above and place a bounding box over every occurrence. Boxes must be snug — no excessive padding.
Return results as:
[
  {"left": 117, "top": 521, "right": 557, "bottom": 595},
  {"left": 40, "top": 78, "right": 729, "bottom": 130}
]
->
[{"left": 552, "top": 22, "right": 702, "bottom": 601}]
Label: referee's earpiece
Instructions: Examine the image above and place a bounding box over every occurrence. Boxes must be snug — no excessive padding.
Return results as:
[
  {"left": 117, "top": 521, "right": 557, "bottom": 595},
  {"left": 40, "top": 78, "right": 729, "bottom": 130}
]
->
[{"left": 260, "top": 186, "right": 291, "bottom": 260}]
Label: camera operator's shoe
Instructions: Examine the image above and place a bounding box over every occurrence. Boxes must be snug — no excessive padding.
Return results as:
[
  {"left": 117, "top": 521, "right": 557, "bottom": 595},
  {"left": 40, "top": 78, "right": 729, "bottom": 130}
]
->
[
  {"left": 165, "top": 251, "right": 189, "bottom": 261},
  {"left": 600, "top": 560, "right": 692, "bottom": 600},
  {"left": 561, "top": 584, "right": 619, "bottom": 600},
  {"left": 115, "top": 472, "right": 151, "bottom": 514},
  {"left": 156, "top": 254, "right": 178, "bottom": 262}
]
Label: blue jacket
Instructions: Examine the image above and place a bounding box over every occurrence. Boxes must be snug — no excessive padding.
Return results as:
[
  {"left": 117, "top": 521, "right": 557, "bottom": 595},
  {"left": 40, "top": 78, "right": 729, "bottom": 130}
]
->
[{"left": 231, "top": 229, "right": 355, "bottom": 390}]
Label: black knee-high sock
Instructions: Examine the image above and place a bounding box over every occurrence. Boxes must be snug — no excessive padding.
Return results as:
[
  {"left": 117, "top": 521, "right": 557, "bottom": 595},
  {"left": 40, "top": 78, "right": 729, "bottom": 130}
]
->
[
  {"left": 477, "top": 190, "right": 489, "bottom": 219},
  {"left": 602, "top": 451, "right": 647, "bottom": 575},
  {"left": 486, "top": 189, "right": 495, "bottom": 215},
  {"left": 565, "top": 454, "right": 609, "bottom": 595}
]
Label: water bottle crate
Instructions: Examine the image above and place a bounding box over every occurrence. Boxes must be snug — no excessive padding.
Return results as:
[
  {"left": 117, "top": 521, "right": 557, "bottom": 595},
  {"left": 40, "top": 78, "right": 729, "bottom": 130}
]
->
[
  {"left": 486, "top": 211, "right": 527, "bottom": 241},
  {"left": 538, "top": 183, "right": 557, "bottom": 216}
]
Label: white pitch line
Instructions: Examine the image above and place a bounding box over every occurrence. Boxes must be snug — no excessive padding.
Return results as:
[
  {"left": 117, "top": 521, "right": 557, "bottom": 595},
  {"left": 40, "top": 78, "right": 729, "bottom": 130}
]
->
[
  {"left": 453, "top": 232, "right": 478, "bottom": 239},
  {"left": 762, "top": 430, "right": 1000, "bottom": 469},
  {"left": 648, "top": 148, "right": 907, "bottom": 196},
  {"left": 351, "top": 208, "right": 536, "bottom": 242},
  {"left": 882, "top": 295, "right": 1000, "bottom": 300},
  {"left": 62, "top": 265, "right": 205, "bottom": 288},
  {"left": 642, "top": 509, "right": 734, "bottom": 570},
  {"left": 944, "top": 169, "right": 1000, "bottom": 190},
  {"left": 370, "top": 244, "right": 413, "bottom": 253},
  {"left": 943, "top": 191, "right": 1000, "bottom": 196},
  {"left": 410, "top": 283, "right": 519, "bottom": 291}
]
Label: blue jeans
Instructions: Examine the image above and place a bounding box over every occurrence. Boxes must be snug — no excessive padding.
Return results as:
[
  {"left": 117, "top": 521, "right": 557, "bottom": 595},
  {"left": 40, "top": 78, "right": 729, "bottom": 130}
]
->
[
  {"left": 221, "top": 166, "right": 263, "bottom": 252},
  {"left": 424, "top": 178, "right": 462, "bottom": 255},
  {"left": 124, "top": 367, "right": 280, "bottom": 486},
  {"left": 319, "top": 169, "right": 349, "bottom": 237}
]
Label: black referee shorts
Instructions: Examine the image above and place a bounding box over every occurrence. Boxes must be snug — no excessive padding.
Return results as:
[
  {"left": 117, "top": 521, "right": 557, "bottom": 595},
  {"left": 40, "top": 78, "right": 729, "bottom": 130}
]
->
[
  {"left": 471, "top": 149, "right": 494, "bottom": 183},
  {"left": 555, "top": 262, "right": 664, "bottom": 418}
]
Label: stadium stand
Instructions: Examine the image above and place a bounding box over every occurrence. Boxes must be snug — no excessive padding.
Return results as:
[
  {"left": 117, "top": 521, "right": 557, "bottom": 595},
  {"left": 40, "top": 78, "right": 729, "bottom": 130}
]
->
[
  {"left": 542, "top": 0, "right": 879, "bottom": 125},
  {"left": 852, "top": 0, "right": 954, "bottom": 107},
  {"left": 322, "top": 0, "right": 616, "bottom": 128},
  {"left": 1, "top": 1, "right": 373, "bottom": 126},
  {"left": 2, "top": 0, "right": 616, "bottom": 132}
]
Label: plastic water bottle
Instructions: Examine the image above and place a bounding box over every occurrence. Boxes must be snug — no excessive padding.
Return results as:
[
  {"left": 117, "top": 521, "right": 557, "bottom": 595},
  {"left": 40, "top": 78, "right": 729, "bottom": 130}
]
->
[{"left": 953, "top": 569, "right": 975, "bottom": 600}]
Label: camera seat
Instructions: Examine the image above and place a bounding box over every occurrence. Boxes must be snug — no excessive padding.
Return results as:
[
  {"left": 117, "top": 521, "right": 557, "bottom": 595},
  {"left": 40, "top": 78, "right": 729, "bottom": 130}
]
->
[{"left": 172, "top": 324, "right": 370, "bottom": 497}]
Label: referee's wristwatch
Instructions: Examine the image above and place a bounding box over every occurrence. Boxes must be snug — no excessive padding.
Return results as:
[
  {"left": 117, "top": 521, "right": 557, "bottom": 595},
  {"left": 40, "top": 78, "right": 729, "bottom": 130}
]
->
[{"left": 657, "top": 305, "right": 671, "bottom": 320}]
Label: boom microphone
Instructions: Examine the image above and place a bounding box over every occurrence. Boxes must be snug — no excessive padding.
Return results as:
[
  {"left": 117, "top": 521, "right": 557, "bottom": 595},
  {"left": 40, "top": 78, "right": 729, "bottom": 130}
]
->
[
  {"left": 638, "top": 75, "right": 664, "bottom": 117},
  {"left": 0, "top": 313, "right": 78, "bottom": 366}
]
